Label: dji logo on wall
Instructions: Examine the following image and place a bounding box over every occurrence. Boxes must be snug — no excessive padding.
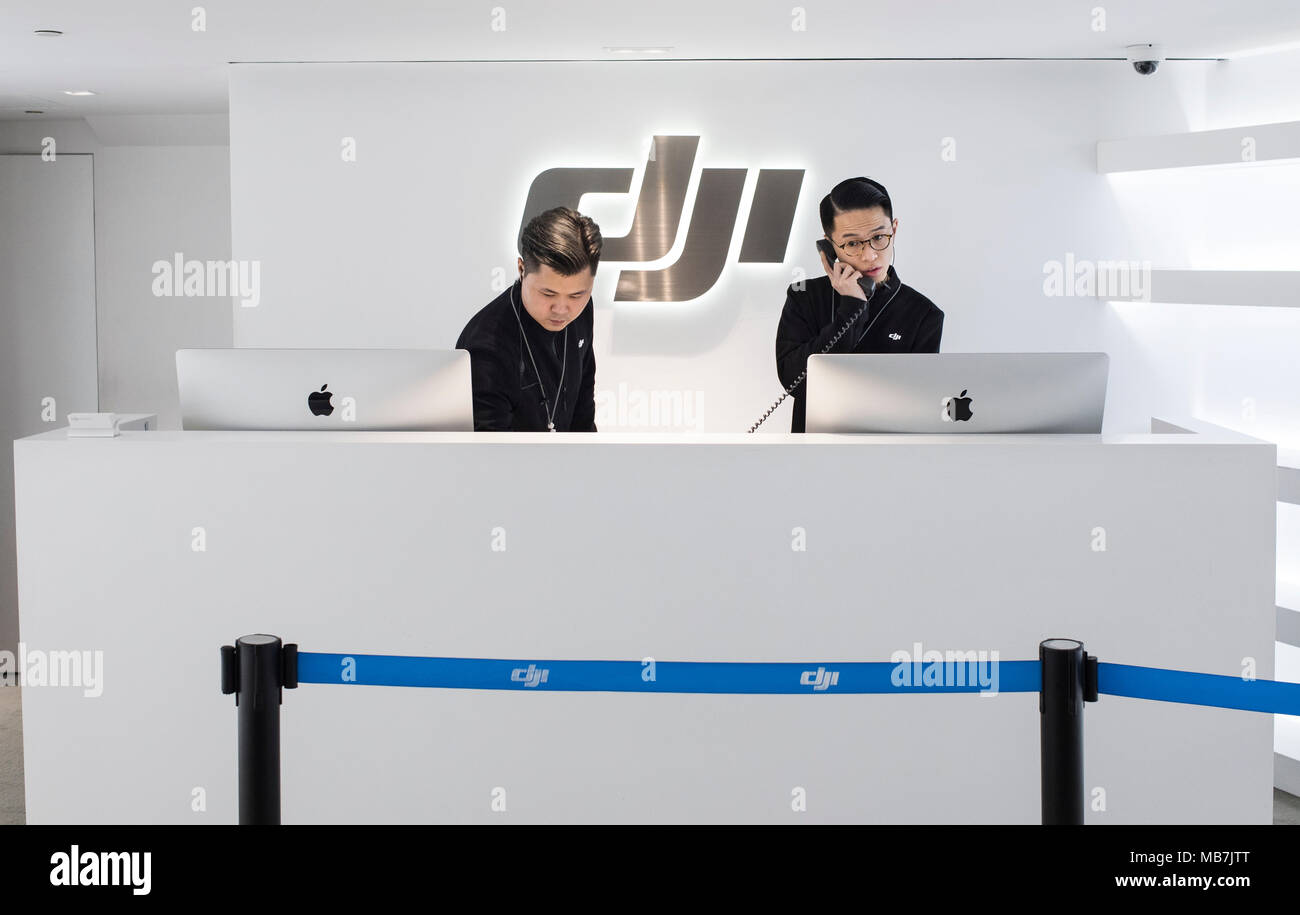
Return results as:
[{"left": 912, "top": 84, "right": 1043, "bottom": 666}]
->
[
  {"left": 510, "top": 664, "right": 549, "bottom": 687},
  {"left": 521, "top": 135, "right": 804, "bottom": 302},
  {"left": 800, "top": 667, "right": 839, "bottom": 691}
]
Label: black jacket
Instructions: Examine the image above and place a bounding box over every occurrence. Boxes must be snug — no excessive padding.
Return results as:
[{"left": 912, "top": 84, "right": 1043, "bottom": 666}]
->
[
  {"left": 455, "top": 279, "right": 597, "bottom": 431},
  {"left": 775, "top": 265, "right": 943, "bottom": 432}
]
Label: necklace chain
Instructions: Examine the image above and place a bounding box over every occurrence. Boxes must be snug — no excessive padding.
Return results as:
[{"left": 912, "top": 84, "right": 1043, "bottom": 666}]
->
[{"left": 510, "top": 282, "right": 568, "bottom": 432}]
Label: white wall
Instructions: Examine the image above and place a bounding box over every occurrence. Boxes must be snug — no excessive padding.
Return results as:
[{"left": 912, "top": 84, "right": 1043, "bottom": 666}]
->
[
  {"left": 1119, "top": 48, "right": 1300, "bottom": 782},
  {"left": 0, "top": 153, "right": 98, "bottom": 656},
  {"left": 92, "top": 145, "right": 233, "bottom": 427},
  {"left": 0, "top": 117, "right": 234, "bottom": 655},
  {"left": 227, "top": 58, "right": 1300, "bottom": 785},
  {"left": 228, "top": 59, "right": 1212, "bottom": 434},
  {"left": 1098, "top": 52, "right": 1300, "bottom": 455},
  {"left": 1087, "top": 52, "right": 1300, "bottom": 774},
  {"left": 0, "top": 117, "right": 234, "bottom": 431}
]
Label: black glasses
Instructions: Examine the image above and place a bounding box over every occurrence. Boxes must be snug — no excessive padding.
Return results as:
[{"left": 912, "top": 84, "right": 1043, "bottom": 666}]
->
[{"left": 832, "top": 232, "right": 893, "bottom": 255}]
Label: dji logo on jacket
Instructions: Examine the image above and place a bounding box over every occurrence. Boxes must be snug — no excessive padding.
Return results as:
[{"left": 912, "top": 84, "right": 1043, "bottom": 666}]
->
[
  {"left": 800, "top": 667, "right": 840, "bottom": 691},
  {"left": 521, "top": 135, "right": 804, "bottom": 303},
  {"left": 510, "top": 664, "right": 549, "bottom": 687}
]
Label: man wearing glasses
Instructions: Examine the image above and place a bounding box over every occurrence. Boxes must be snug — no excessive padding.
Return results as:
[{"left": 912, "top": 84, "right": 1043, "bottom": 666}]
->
[{"left": 774, "top": 176, "right": 944, "bottom": 432}]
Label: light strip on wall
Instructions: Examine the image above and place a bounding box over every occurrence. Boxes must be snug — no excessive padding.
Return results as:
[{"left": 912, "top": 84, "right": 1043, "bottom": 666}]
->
[
  {"left": 1097, "top": 121, "right": 1300, "bottom": 173},
  {"left": 1229, "top": 40, "right": 1300, "bottom": 59},
  {"left": 603, "top": 47, "right": 674, "bottom": 56}
]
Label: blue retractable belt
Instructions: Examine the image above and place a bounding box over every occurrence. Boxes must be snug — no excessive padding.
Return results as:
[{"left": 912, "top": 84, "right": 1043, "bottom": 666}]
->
[
  {"left": 223, "top": 637, "right": 1300, "bottom": 825},
  {"left": 296, "top": 653, "right": 1038, "bottom": 693},
  {"left": 294, "top": 651, "right": 1300, "bottom": 715},
  {"left": 1097, "top": 662, "right": 1300, "bottom": 716}
]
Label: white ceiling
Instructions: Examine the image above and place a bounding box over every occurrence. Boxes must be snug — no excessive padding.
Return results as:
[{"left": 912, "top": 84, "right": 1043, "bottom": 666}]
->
[{"left": 2, "top": 0, "right": 1299, "bottom": 118}]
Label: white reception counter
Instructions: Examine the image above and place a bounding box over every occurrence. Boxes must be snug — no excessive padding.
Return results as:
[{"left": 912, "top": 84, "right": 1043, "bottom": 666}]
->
[{"left": 12, "top": 420, "right": 1277, "bottom": 823}]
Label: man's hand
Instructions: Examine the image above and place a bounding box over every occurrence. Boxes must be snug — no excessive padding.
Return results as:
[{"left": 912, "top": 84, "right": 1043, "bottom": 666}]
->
[{"left": 819, "top": 246, "right": 869, "bottom": 301}]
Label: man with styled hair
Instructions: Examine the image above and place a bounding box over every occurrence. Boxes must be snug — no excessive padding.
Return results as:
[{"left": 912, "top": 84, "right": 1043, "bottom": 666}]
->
[
  {"left": 774, "top": 177, "right": 944, "bottom": 432},
  {"left": 456, "top": 206, "right": 602, "bottom": 431}
]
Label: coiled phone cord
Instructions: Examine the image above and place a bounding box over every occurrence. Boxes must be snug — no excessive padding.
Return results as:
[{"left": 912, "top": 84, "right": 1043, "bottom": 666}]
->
[{"left": 748, "top": 282, "right": 900, "bottom": 433}]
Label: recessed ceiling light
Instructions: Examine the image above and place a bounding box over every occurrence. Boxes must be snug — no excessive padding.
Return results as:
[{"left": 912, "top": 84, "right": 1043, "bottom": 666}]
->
[
  {"left": 603, "top": 46, "right": 674, "bottom": 56},
  {"left": 33, "top": 29, "right": 63, "bottom": 37},
  {"left": 63, "top": 90, "right": 96, "bottom": 96}
]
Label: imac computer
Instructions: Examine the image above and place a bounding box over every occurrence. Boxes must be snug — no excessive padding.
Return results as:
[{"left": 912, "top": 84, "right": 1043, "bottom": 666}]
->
[
  {"left": 176, "top": 348, "right": 474, "bottom": 431},
  {"left": 805, "top": 353, "right": 1108, "bottom": 434}
]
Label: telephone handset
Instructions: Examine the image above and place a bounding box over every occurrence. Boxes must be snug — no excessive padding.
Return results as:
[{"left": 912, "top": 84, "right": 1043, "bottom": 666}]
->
[
  {"left": 815, "top": 239, "right": 876, "bottom": 300},
  {"left": 746, "top": 239, "right": 892, "bottom": 433}
]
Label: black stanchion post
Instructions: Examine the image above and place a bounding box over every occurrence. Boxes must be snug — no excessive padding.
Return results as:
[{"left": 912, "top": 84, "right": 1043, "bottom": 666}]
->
[
  {"left": 221, "top": 634, "right": 298, "bottom": 825},
  {"left": 1039, "top": 638, "right": 1098, "bottom": 825}
]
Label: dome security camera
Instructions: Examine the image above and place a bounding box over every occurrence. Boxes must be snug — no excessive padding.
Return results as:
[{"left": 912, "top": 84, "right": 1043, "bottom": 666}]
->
[{"left": 1126, "top": 43, "right": 1165, "bottom": 75}]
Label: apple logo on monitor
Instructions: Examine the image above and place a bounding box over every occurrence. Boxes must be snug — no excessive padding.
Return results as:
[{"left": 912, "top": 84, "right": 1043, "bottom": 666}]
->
[
  {"left": 308, "top": 384, "right": 334, "bottom": 417},
  {"left": 941, "top": 390, "right": 973, "bottom": 423}
]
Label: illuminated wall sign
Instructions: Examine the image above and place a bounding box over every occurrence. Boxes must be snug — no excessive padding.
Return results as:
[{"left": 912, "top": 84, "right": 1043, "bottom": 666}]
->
[{"left": 520, "top": 135, "right": 804, "bottom": 302}]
